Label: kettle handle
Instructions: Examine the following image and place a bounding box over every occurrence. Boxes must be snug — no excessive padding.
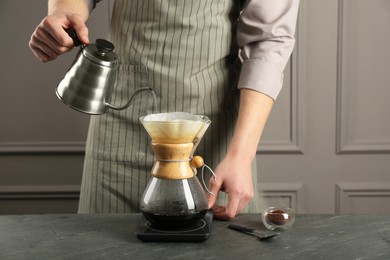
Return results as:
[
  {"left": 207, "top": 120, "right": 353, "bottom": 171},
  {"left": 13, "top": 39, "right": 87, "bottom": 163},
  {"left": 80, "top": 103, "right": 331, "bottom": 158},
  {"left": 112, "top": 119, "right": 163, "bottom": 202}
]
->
[
  {"left": 65, "top": 29, "right": 82, "bottom": 47},
  {"left": 105, "top": 87, "right": 156, "bottom": 111}
]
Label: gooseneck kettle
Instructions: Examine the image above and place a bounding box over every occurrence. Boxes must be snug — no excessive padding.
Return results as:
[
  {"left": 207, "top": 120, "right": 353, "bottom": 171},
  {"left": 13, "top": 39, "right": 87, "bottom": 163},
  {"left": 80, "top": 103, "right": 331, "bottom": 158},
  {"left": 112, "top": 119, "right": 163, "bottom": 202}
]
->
[{"left": 56, "top": 31, "right": 152, "bottom": 115}]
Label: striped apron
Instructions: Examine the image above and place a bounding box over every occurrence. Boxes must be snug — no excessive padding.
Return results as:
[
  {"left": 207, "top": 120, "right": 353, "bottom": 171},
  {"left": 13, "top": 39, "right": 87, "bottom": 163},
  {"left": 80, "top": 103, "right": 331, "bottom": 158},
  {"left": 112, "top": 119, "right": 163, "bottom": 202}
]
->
[{"left": 78, "top": 0, "right": 260, "bottom": 214}]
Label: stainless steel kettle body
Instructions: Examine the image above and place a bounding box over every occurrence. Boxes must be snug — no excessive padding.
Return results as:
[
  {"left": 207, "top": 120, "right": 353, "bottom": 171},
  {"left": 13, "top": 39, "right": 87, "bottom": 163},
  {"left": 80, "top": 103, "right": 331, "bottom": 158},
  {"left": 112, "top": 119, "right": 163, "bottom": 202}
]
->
[{"left": 56, "top": 38, "right": 152, "bottom": 115}]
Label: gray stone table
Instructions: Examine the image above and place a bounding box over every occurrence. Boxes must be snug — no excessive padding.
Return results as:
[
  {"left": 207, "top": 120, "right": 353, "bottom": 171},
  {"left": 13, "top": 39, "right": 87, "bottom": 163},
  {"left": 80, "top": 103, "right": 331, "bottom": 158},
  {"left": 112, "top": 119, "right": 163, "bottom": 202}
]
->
[{"left": 0, "top": 214, "right": 389, "bottom": 259}]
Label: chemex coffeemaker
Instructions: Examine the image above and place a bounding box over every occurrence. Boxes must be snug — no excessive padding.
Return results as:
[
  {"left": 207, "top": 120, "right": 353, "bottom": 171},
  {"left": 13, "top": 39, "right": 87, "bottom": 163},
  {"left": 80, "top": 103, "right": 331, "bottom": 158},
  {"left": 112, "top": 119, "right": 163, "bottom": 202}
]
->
[{"left": 136, "top": 112, "right": 216, "bottom": 242}]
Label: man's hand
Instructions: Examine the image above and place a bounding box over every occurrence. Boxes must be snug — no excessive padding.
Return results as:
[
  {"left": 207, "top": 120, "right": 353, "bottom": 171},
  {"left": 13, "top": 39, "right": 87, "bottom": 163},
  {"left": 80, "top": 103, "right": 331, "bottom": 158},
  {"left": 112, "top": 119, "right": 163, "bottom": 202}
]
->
[
  {"left": 29, "top": 0, "right": 90, "bottom": 62},
  {"left": 29, "top": 14, "right": 89, "bottom": 62},
  {"left": 207, "top": 88, "right": 274, "bottom": 220},
  {"left": 208, "top": 154, "right": 254, "bottom": 220}
]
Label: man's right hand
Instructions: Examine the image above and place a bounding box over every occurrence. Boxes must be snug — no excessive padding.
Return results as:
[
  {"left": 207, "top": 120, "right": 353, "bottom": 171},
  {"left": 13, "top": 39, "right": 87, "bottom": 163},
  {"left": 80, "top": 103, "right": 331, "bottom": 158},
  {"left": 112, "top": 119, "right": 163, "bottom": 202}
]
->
[{"left": 29, "top": 13, "right": 90, "bottom": 62}]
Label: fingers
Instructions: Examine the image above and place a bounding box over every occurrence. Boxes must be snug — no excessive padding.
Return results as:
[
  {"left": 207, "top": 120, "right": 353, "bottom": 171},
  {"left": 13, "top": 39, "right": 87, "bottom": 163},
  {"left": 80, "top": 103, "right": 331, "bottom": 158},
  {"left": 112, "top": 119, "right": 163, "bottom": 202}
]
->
[
  {"left": 29, "top": 39, "right": 58, "bottom": 63},
  {"left": 29, "top": 16, "right": 72, "bottom": 62},
  {"left": 225, "top": 193, "right": 242, "bottom": 218},
  {"left": 208, "top": 169, "right": 254, "bottom": 220},
  {"left": 213, "top": 191, "right": 252, "bottom": 220},
  {"left": 213, "top": 199, "right": 239, "bottom": 221},
  {"left": 43, "top": 15, "right": 75, "bottom": 47},
  {"left": 29, "top": 14, "right": 89, "bottom": 62},
  {"left": 207, "top": 175, "right": 221, "bottom": 209},
  {"left": 71, "top": 18, "right": 90, "bottom": 45},
  {"left": 212, "top": 205, "right": 230, "bottom": 220},
  {"left": 235, "top": 189, "right": 253, "bottom": 214},
  {"left": 30, "top": 27, "right": 70, "bottom": 62}
]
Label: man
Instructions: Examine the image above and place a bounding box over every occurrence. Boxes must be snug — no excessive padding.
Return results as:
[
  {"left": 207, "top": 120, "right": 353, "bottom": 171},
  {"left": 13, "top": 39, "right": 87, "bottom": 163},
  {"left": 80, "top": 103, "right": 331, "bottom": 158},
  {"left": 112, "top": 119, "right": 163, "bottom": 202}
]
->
[{"left": 30, "top": 0, "right": 299, "bottom": 219}]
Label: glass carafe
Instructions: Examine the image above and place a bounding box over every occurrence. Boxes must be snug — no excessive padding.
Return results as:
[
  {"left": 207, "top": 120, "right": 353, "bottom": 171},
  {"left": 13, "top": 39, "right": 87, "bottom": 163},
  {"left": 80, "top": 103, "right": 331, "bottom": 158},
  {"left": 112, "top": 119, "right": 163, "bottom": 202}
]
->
[{"left": 139, "top": 112, "right": 211, "bottom": 227}]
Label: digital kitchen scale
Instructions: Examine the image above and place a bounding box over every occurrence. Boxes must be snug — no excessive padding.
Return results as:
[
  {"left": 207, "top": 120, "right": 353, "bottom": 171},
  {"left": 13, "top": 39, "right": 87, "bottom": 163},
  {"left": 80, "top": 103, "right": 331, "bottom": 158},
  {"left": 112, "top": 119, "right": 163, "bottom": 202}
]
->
[{"left": 135, "top": 210, "right": 213, "bottom": 242}]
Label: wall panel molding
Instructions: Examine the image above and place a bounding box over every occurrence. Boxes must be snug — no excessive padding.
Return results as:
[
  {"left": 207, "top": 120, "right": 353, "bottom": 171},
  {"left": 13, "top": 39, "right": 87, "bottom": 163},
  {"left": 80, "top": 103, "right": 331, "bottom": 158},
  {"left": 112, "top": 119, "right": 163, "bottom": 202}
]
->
[
  {"left": 336, "top": 0, "right": 390, "bottom": 154},
  {"left": 0, "top": 142, "right": 86, "bottom": 154},
  {"left": 336, "top": 182, "right": 390, "bottom": 214},
  {"left": 258, "top": 182, "right": 303, "bottom": 213},
  {"left": 0, "top": 185, "right": 81, "bottom": 214},
  {"left": 0, "top": 185, "right": 81, "bottom": 199}
]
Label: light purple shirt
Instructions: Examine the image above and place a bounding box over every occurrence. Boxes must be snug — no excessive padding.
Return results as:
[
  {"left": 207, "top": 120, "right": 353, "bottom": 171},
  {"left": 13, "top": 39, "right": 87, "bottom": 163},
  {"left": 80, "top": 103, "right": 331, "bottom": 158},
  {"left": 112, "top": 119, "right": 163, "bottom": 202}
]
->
[{"left": 237, "top": 0, "right": 299, "bottom": 100}]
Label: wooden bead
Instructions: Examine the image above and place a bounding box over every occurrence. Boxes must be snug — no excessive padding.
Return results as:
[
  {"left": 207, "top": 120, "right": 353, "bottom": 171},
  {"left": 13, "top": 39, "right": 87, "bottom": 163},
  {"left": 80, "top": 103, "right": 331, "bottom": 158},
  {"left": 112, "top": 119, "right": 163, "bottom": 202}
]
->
[{"left": 191, "top": 156, "right": 204, "bottom": 168}]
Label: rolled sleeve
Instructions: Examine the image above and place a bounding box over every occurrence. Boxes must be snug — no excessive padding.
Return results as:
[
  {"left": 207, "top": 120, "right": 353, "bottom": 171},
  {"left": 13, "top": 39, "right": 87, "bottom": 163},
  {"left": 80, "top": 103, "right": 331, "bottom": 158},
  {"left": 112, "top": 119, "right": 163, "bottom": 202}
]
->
[{"left": 236, "top": 0, "right": 300, "bottom": 100}]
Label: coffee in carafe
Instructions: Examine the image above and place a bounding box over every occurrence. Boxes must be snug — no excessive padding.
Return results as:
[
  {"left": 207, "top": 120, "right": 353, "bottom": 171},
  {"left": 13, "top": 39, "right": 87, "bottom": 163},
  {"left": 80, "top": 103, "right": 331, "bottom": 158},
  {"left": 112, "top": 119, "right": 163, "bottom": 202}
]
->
[{"left": 139, "top": 112, "right": 214, "bottom": 227}]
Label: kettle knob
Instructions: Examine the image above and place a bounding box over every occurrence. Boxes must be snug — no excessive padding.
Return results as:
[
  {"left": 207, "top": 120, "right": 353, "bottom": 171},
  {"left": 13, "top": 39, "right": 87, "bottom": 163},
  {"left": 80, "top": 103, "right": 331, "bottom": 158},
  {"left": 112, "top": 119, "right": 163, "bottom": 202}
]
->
[
  {"left": 65, "top": 30, "right": 115, "bottom": 54},
  {"left": 95, "top": 39, "right": 115, "bottom": 54}
]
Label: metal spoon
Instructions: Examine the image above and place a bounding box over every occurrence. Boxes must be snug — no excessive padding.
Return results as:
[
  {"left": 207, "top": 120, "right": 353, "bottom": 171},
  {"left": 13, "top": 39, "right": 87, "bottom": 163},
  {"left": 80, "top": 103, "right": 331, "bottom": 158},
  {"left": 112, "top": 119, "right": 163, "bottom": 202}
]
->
[{"left": 228, "top": 223, "right": 279, "bottom": 241}]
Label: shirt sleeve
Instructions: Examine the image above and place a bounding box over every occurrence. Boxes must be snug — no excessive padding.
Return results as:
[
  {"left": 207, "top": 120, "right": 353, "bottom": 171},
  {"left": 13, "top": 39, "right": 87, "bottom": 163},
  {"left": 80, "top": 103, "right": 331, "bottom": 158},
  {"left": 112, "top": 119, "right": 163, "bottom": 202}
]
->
[{"left": 236, "top": 0, "right": 300, "bottom": 100}]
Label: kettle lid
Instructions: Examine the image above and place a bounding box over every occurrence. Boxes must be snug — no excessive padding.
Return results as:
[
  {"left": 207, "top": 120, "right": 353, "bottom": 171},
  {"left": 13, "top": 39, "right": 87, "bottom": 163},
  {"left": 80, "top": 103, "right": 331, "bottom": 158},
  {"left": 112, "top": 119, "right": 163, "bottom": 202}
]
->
[{"left": 83, "top": 39, "right": 118, "bottom": 67}]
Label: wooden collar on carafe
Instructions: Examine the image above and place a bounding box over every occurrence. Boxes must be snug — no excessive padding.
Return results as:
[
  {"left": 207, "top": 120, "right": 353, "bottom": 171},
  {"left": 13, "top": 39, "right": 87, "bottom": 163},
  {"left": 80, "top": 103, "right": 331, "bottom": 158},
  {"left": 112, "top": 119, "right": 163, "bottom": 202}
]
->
[{"left": 151, "top": 142, "right": 198, "bottom": 179}]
